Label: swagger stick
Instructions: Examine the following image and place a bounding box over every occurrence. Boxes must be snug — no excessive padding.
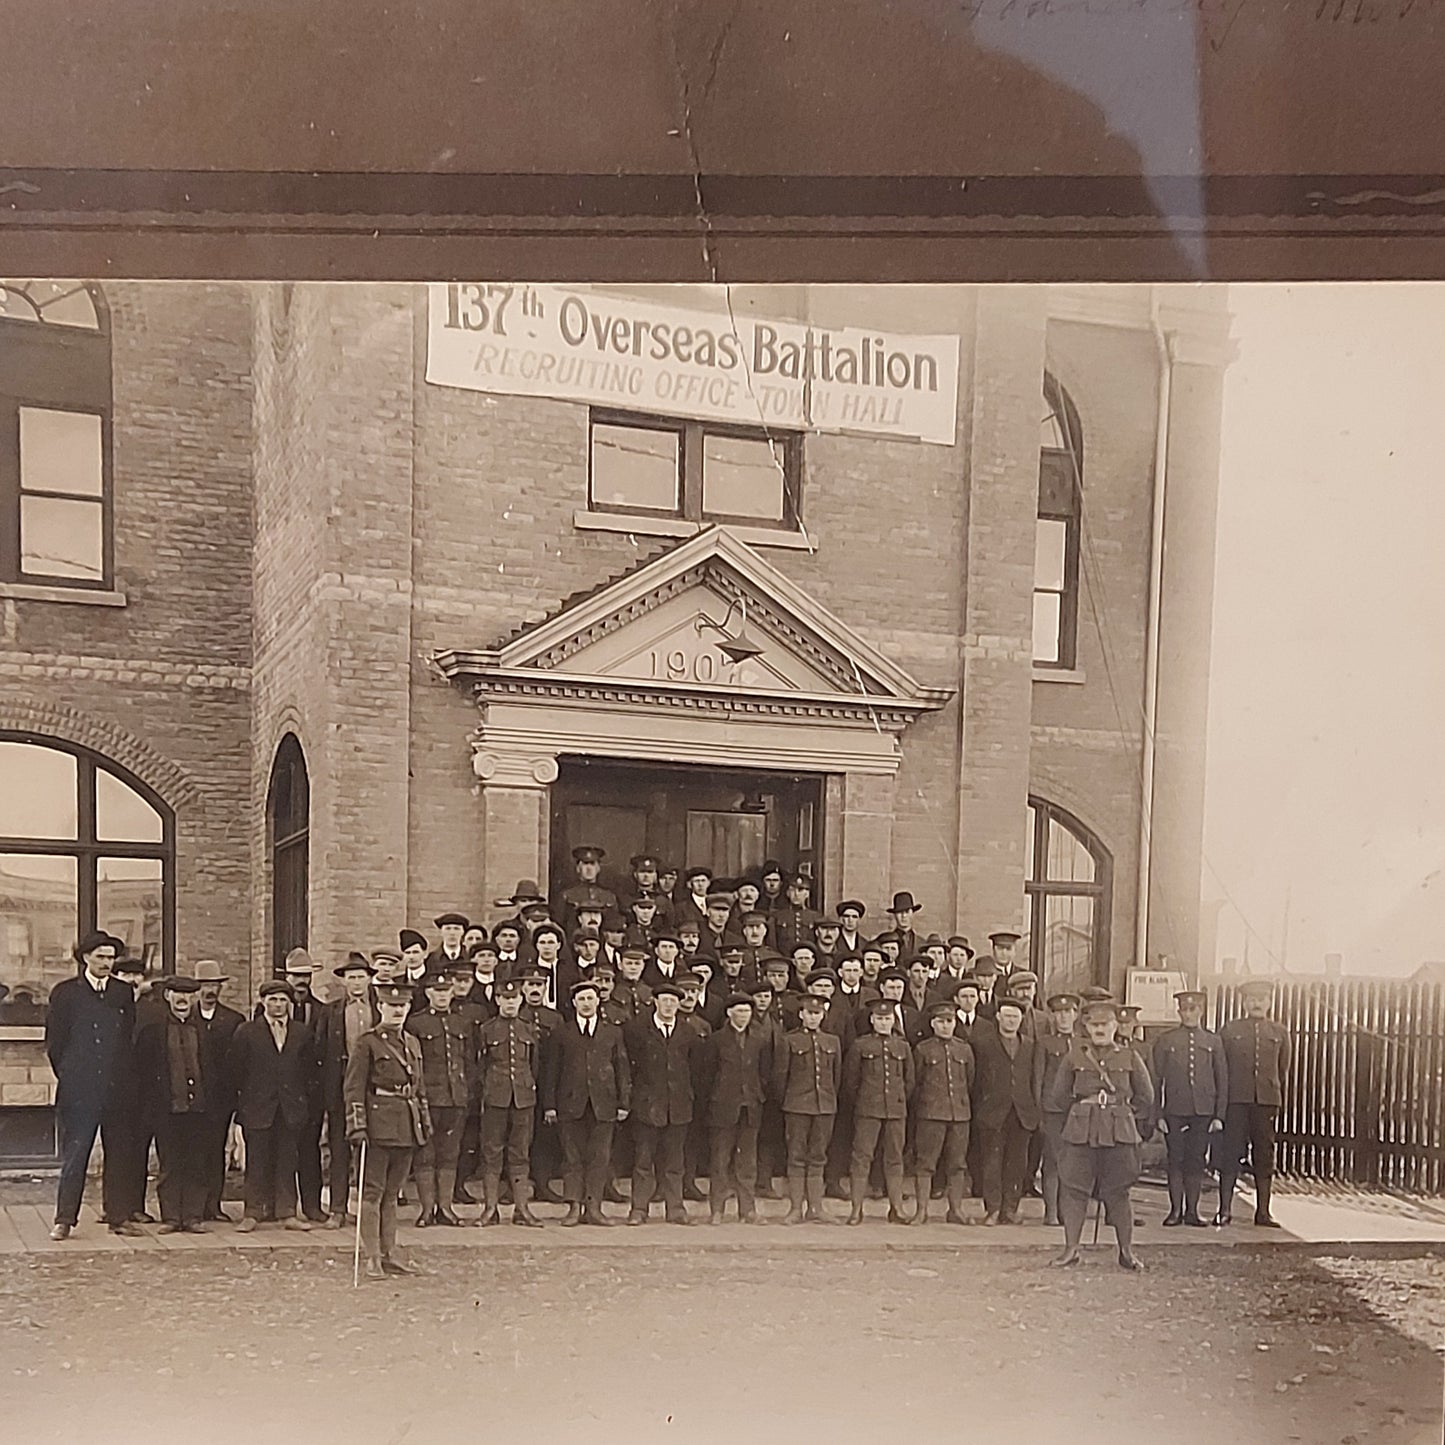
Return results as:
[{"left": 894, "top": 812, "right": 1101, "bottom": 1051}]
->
[{"left": 352, "top": 1139, "right": 368, "bottom": 1287}]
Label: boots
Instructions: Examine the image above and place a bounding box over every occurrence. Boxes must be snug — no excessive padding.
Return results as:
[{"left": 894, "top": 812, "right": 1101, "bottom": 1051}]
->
[
  {"left": 847, "top": 1177, "right": 866, "bottom": 1226},
  {"left": 885, "top": 1172, "right": 909, "bottom": 1225},
  {"left": 909, "top": 1175, "right": 932, "bottom": 1225},
  {"left": 783, "top": 1175, "right": 806, "bottom": 1225},
  {"left": 511, "top": 1178, "right": 543, "bottom": 1229},
  {"left": 945, "top": 1173, "right": 969, "bottom": 1225},
  {"left": 804, "top": 1172, "right": 832, "bottom": 1224}
]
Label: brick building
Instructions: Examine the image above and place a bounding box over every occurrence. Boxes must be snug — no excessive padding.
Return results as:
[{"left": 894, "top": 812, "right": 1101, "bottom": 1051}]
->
[{"left": 0, "top": 279, "right": 1231, "bottom": 1159}]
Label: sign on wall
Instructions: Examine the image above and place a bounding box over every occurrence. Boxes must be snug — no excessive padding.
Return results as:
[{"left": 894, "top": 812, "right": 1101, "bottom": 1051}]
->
[
  {"left": 1125, "top": 969, "right": 1191, "bottom": 1024},
  {"left": 425, "top": 284, "right": 960, "bottom": 445}
]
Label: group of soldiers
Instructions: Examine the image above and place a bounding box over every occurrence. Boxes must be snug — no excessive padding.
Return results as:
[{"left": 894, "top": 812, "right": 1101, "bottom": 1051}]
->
[{"left": 43, "top": 849, "right": 1293, "bottom": 1280}]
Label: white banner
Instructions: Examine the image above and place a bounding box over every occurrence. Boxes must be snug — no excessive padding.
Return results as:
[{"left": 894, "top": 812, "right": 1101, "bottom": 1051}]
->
[{"left": 425, "top": 284, "right": 960, "bottom": 445}]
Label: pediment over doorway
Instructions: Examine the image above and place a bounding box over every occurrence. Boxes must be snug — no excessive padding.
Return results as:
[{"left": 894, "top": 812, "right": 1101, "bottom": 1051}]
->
[{"left": 432, "top": 527, "right": 953, "bottom": 776}]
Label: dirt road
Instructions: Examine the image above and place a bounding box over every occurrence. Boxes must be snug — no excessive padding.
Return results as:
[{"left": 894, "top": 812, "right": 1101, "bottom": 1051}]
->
[{"left": 1, "top": 1242, "right": 1439, "bottom": 1444}]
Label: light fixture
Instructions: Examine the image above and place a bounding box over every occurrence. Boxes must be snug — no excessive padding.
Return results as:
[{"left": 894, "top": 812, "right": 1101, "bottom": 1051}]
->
[{"left": 695, "top": 595, "right": 765, "bottom": 665}]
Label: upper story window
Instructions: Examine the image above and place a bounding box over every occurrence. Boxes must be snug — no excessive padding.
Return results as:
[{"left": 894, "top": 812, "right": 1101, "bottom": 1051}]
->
[
  {"left": 1034, "top": 374, "right": 1082, "bottom": 669},
  {"left": 0, "top": 281, "right": 113, "bottom": 589},
  {"left": 589, "top": 409, "right": 802, "bottom": 530}
]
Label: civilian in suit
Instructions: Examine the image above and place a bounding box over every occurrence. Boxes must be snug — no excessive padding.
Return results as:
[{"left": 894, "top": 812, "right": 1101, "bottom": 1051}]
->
[
  {"left": 134, "top": 977, "right": 217, "bottom": 1232},
  {"left": 556, "top": 927, "right": 606, "bottom": 1008},
  {"left": 1153, "top": 989, "right": 1229, "bottom": 1228},
  {"left": 911, "top": 1004, "right": 976, "bottom": 1225},
  {"left": 45, "top": 932, "right": 137, "bottom": 1239},
  {"left": 1216, "top": 978, "right": 1291, "bottom": 1228},
  {"left": 541, "top": 980, "right": 631, "bottom": 1225},
  {"left": 229, "top": 980, "right": 320, "bottom": 1231},
  {"left": 697, "top": 993, "right": 771, "bottom": 1223},
  {"left": 424, "top": 913, "right": 470, "bottom": 975},
  {"left": 640, "top": 936, "right": 684, "bottom": 992},
  {"left": 191, "top": 960, "right": 246, "bottom": 1222},
  {"left": 1033, "top": 992, "right": 1081, "bottom": 1228},
  {"left": 623, "top": 981, "right": 698, "bottom": 1225},
  {"left": 772, "top": 994, "right": 842, "bottom": 1224},
  {"left": 970, "top": 996, "right": 1041, "bottom": 1224},
  {"left": 317, "top": 953, "right": 377, "bottom": 1226},
  {"left": 835, "top": 900, "right": 868, "bottom": 958},
  {"left": 476, "top": 979, "right": 543, "bottom": 1227},
  {"left": 747, "top": 979, "right": 788, "bottom": 1195},
  {"left": 843, "top": 999, "right": 916, "bottom": 1225},
  {"left": 884, "top": 891, "right": 923, "bottom": 961},
  {"left": 276, "top": 950, "right": 327, "bottom": 1222},
  {"left": 491, "top": 922, "right": 525, "bottom": 978},
  {"left": 519, "top": 967, "right": 566, "bottom": 1202},
  {"left": 106, "top": 956, "right": 158, "bottom": 1227}
]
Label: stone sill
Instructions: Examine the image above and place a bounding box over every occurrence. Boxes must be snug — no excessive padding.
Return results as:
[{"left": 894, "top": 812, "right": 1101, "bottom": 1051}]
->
[
  {"left": 573, "top": 510, "right": 815, "bottom": 551},
  {"left": 1033, "top": 666, "right": 1086, "bottom": 685},
  {"left": 0, "top": 1027, "right": 45, "bottom": 1042},
  {"left": 0, "top": 582, "right": 126, "bottom": 607}
]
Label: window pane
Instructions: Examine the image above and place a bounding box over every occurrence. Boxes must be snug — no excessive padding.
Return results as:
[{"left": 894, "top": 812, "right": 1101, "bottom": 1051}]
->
[
  {"left": 1032, "top": 592, "right": 1061, "bottom": 663},
  {"left": 0, "top": 854, "right": 78, "bottom": 1014},
  {"left": 1035, "top": 518, "right": 1067, "bottom": 590},
  {"left": 1046, "top": 818, "right": 1096, "bottom": 883},
  {"left": 0, "top": 280, "right": 100, "bottom": 329},
  {"left": 0, "top": 742, "right": 77, "bottom": 840},
  {"left": 1042, "top": 893, "right": 1096, "bottom": 996},
  {"left": 97, "top": 857, "right": 164, "bottom": 967},
  {"left": 96, "top": 769, "right": 164, "bottom": 844},
  {"left": 20, "top": 408, "right": 104, "bottom": 497},
  {"left": 1041, "top": 401, "right": 1067, "bottom": 452},
  {"left": 702, "top": 434, "right": 785, "bottom": 521},
  {"left": 591, "top": 423, "right": 680, "bottom": 511},
  {"left": 20, "top": 496, "right": 103, "bottom": 581}
]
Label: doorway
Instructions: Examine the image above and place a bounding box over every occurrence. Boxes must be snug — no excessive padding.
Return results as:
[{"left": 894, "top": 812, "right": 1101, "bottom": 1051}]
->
[{"left": 550, "top": 758, "right": 825, "bottom": 898}]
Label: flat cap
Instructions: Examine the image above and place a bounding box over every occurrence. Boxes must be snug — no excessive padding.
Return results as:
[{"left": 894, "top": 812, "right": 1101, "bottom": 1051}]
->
[
  {"left": 258, "top": 979, "right": 296, "bottom": 1000},
  {"left": 433, "top": 913, "right": 470, "bottom": 929}
]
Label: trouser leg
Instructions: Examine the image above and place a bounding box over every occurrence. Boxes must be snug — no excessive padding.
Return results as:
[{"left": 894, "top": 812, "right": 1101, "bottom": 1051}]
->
[
  {"left": 1001, "top": 1116, "right": 1031, "bottom": 1217},
  {"left": 202, "top": 1111, "right": 232, "bottom": 1217},
  {"left": 734, "top": 1112, "right": 759, "bottom": 1214},
  {"left": 273, "top": 1121, "right": 300, "bottom": 1219},
  {"left": 913, "top": 1119, "right": 945, "bottom": 1177},
  {"left": 1108, "top": 1186, "right": 1135, "bottom": 1256},
  {"left": 1042, "top": 1114, "right": 1063, "bottom": 1223},
  {"left": 557, "top": 1118, "right": 586, "bottom": 1204},
  {"left": 1164, "top": 1119, "right": 1188, "bottom": 1214},
  {"left": 380, "top": 1148, "right": 412, "bottom": 1258},
  {"left": 585, "top": 1116, "right": 615, "bottom": 1209},
  {"left": 1059, "top": 1184, "right": 1089, "bottom": 1250},
  {"left": 325, "top": 1101, "right": 351, "bottom": 1215},
  {"left": 658, "top": 1123, "right": 687, "bottom": 1211},
  {"left": 977, "top": 1124, "right": 1004, "bottom": 1215},
  {"left": 1250, "top": 1106, "right": 1278, "bottom": 1216},
  {"left": 55, "top": 1107, "right": 101, "bottom": 1227},
  {"left": 154, "top": 1115, "right": 184, "bottom": 1223},
  {"left": 966, "top": 1119, "right": 984, "bottom": 1198},
  {"left": 479, "top": 1105, "right": 507, "bottom": 1201},
  {"left": 944, "top": 1122, "right": 970, "bottom": 1214},
  {"left": 1218, "top": 1103, "right": 1249, "bottom": 1215},
  {"left": 631, "top": 1123, "right": 659, "bottom": 1212},
  {"left": 454, "top": 1101, "right": 481, "bottom": 1193},
  {"left": 242, "top": 1125, "right": 275, "bottom": 1221},
  {"left": 850, "top": 1115, "right": 883, "bottom": 1196},
  {"left": 103, "top": 1114, "right": 149, "bottom": 1222},
  {"left": 709, "top": 1125, "right": 737, "bottom": 1216},
  {"left": 531, "top": 1101, "right": 561, "bottom": 1194},
  {"left": 1180, "top": 1116, "right": 1211, "bottom": 1216},
  {"left": 433, "top": 1106, "right": 464, "bottom": 1211},
  {"left": 296, "top": 1109, "right": 324, "bottom": 1219},
  {"left": 506, "top": 1108, "right": 533, "bottom": 1183},
  {"left": 182, "top": 1115, "right": 211, "bottom": 1224},
  {"left": 414, "top": 1131, "right": 439, "bottom": 1216},
  {"left": 826, "top": 1096, "right": 853, "bottom": 1188}
]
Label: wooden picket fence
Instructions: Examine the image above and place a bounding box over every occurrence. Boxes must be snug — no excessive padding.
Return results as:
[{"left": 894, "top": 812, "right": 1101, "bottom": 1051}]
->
[{"left": 1213, "top": 979, "right": 1445, "bottom": 1195}]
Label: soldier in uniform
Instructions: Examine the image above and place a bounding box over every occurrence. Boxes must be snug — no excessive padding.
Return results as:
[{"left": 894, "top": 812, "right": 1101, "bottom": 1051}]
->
[
  {"left": 773, "top": 993, "right": 841, "bottom": 1224},
  {"left": 517, "top": 965, "right": 565, "bottom": 1203},
  {"left": 621, "top": 894, "right": 662, "bottom": 953},
  {"left": 619, "top": 854, "right": 670, "bottom": 926},
  {"left": 555, "top": 845, "right": 617, "bottom": 935},
  {"left": 1216, "top": 978, "right": 1291, "bottom": 1228},
  {"left": 404, "top": 972, "right": 474, "bottom": 1227},
  {"left": 1034, "top": 992, "right": 1081, "bottom": 1228},
  {"left": 623, "top": 979, "right": 697, "bottom": 1225},
  {"left": 1045, "top": 997, "right": 1155, "bottom": 1271},
  {"left": 612, "top": 946, "right": 655, "bottom": 1020},
  {"left": 476, "top": 978, "right": 544, "bottom": 1227},
  {"left": 1116, "top": 1004, "right": 1144, "bottom": 1045},
  {"left": 910, "top": 1002, "right": 976, "bottom": 1225},
  {"left": 738, "top": 912, "right": 773, "bottom": 980},
  {"left": 844, "top": 997, "right": 916, "bottom": 1225},
  {"left": 344, "top": 981, "right": 431, "bottom": 1279},
  {"left": 1152, "top": 988, "right": 1228, "bottom": 1227},
  {"left": 771, "top": 874, "right": 823, "bottom": 959}
]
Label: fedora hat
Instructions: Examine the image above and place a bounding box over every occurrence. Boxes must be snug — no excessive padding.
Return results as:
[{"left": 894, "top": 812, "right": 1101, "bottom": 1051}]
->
[
  {"left": 282, "top": 948, "right": 320, "bottom": 974},
  {"left": 494, "top": 879, "right": 546, "bottom": 907},
  {"left": 191, "top": 959, "right": 229, "bottom": 983},
  {"left": 889, "top": 891, "right": 921, "bottom": 914}
]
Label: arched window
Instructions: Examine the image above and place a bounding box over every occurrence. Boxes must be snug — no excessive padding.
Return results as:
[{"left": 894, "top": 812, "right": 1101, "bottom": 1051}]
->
[
  {"left": 1023, "top": 796, "right": 1111, "bottom": 994},
  {"left": 1034, "top": 374, "right": 1082, "bottom": 669},
  {"left": 0, "top": 280, "right": 112, "bottom": 589},
  {"left": 266, "top": 734, "right": 309, "bottom": 972},
  {"left": 0, "top": 734, "right": 173, "bottom": 1021}
]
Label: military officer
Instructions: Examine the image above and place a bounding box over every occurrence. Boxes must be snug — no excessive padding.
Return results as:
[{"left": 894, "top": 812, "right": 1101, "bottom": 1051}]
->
[
  {"left": 910, "top": 1003, "right": 976, "bottom": 1225},
  {"left": 1034, "top": 992, "right": 1081, "bottom": 1228},
  {"left": 1216, "top": 978, "right": 1291, "bottom": 1228},
  {"left": 771, "top": 874, "right": 824, "bottom": 960},
  {"left": 1044, "top": 997, "right": 1155, "bottom": 1271},
  {"left": 1151, "top": 988, "right": 1228, "bottom": 1227},
  {"left": 844, "top": 997, "right": 916, "bottom": 1226},
  {"left": 476, "top": 978, "right": 544, "bottom": 1227},
  {"left": 772, "top": 993, "right": 842, "bottom": 1224},
  {"left": 404, "top": 972, "right": 474, "bottom": 1227},
  {"left": 344, "top": 982, "right": 431, "bottom": 1280},
  {"left": 556, "top": 846, "right": 617, "bottom": 936}
]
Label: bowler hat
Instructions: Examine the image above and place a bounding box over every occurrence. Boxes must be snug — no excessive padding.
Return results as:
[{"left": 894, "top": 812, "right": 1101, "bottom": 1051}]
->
[{"left": 890, "top": 892, "right": 921, "bottom": 913}]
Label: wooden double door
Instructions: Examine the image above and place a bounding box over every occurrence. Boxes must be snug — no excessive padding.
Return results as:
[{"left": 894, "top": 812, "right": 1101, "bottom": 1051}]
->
[{"left": 550, "top": 758, "right": 823, "bottom": 899}]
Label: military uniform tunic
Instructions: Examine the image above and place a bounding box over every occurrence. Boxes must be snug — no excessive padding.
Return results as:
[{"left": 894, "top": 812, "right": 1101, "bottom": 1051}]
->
[{"left": 477, "top": 1015, "right": 541, "bottom": 1185}]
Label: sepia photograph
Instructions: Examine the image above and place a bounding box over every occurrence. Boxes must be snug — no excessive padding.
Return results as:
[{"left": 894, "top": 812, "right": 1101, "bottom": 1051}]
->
[{"left": 0, "top": 275, "right": 1440, "bottom": 1443}]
